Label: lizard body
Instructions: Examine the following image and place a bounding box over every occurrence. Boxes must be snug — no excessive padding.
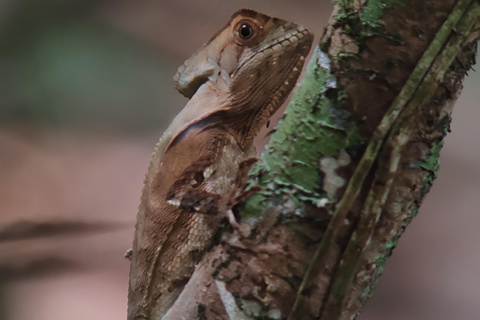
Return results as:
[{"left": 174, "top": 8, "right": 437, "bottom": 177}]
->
[{"left": 127, "top": 9, "right": 313, "bottom": 320}]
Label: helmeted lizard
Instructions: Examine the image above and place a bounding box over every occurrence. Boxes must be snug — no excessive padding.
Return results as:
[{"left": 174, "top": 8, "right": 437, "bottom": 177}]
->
[{"left": 127, "top": 9, "right": 313, "bottom": 320}]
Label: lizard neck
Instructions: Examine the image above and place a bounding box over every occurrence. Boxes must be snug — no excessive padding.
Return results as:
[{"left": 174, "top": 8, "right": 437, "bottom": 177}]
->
[{"left": 141, "top": 81, "right": 229, "bottom": 199}]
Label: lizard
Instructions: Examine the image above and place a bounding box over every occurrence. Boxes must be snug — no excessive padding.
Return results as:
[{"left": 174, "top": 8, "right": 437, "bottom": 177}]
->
[{"left": 127, "top": 8, "right": 313, "bottom": 320}]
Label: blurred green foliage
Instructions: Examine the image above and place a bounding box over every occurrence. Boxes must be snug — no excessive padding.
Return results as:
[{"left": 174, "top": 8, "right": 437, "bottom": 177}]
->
[{"left": 0, "top": 0, "right": 183, "bottom": 132}]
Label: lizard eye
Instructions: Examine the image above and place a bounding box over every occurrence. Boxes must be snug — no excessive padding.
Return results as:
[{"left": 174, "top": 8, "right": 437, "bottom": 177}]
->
[
  {"left": 235, "top": 20, "right": 258, "bottom": 42},
  {"left": 238, "top": 23, "right": 253, "bottom": 39}
]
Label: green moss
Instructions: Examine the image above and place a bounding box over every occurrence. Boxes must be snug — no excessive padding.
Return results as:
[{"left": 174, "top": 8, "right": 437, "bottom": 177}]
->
[
  {"left": 362, "top": 0, "right": 408, "bottom": 27},
  {"left": 360, "top": 262, "right": 384, "bottom": 300},
  {"left": 360, "top": 237, "right": 396, "bottom": 300},
  {"left": 412, "top": 140, "right": 444, "bottom": 177},
  {"left": 409, "top": 140, "right": 444, "bottom": 199},
  {"left": 408, "top": 205, "right": 419, "bottom": 219},
  {"left": 241, "top": 47, "right": 365, "bottom": 218},
  {"left": 332, "top": 1, "right": 407, "bottom": 57}
]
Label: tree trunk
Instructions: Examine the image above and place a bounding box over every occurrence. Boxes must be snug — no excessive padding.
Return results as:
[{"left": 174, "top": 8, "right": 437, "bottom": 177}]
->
[{"left": 158, "top": 1, "right": 480, "bottom": 319}]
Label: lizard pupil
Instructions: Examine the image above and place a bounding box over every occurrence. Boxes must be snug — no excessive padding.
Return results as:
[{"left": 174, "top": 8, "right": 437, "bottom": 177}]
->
[{"left": 239, "top": 24, "right": 253, "bottom": 39}]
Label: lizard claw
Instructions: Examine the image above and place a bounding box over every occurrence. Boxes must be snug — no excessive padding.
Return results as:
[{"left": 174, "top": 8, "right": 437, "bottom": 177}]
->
[{"left": 225, "top": 209, "right": 251, "bottom": 238}]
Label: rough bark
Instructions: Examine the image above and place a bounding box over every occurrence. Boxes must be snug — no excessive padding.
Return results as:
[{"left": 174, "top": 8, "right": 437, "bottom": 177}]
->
[{"left": 161, "top": 1, "right": 480, "bottom": 319}]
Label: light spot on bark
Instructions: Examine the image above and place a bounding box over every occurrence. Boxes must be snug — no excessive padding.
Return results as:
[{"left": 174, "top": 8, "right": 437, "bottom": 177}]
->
[
  {"left": 267, "top": 309, "right": 282, "bottom": 319},
  {"left": 319, "top": 149, "right": 351, "bottom": 199},
  {"left": 215, "top": 280, "right": 252, "bottom": 320},
  {"left": 315, "top": 198, "right": 330, "bottom": 208}
]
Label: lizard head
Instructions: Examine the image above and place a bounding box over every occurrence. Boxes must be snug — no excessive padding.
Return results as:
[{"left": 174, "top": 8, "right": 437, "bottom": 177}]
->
[
  {"left": 225, "top": 9, "right": 314, "bottom": 145},
  {"left": 174, "top": 9, "right": 314, "bottom": 145}
]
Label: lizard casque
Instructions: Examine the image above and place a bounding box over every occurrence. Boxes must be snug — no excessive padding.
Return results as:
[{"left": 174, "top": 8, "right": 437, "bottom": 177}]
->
[{"left": 127, "top": 9, "right": 313, "bottom": 320}]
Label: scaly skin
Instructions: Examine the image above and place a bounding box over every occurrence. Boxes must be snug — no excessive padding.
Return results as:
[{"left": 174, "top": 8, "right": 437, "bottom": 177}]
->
[{"left": 127, "top": 9, "right": 313, "bottom": 320}]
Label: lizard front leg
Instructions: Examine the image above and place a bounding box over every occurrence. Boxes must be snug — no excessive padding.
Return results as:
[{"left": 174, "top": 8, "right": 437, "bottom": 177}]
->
[
  {"left": 166, "top": 129, "right": 259, "bottom": 228},
  {"left": 165, "top": 133, "right": 227, "bottom": 215}
]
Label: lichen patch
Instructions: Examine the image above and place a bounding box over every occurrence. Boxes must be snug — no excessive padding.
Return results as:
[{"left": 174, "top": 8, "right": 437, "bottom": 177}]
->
[{"left": 319, "top": 149, "right": 351, "bottom": 199}]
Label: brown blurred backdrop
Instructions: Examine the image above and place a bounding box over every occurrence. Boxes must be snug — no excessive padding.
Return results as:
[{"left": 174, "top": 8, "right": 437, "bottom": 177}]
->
[{"left": 0, "top": 1, "right": 479, "bottom": 319}]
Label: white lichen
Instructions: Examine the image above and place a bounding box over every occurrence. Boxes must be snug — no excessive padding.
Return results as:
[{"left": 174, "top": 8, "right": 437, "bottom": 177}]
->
[{"left": 319, "top": 149, "right": 351, "bottom": 199}]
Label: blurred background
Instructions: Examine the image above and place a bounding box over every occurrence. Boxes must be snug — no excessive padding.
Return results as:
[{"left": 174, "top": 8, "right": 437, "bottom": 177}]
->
[{"left": 0, "top": 1, "right": 478, "bottom": 319}]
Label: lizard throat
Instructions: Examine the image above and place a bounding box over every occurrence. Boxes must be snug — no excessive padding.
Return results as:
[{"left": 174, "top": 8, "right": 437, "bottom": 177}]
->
[{"left": 237, "top": 50, "right": 309, "bottom": 148}]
